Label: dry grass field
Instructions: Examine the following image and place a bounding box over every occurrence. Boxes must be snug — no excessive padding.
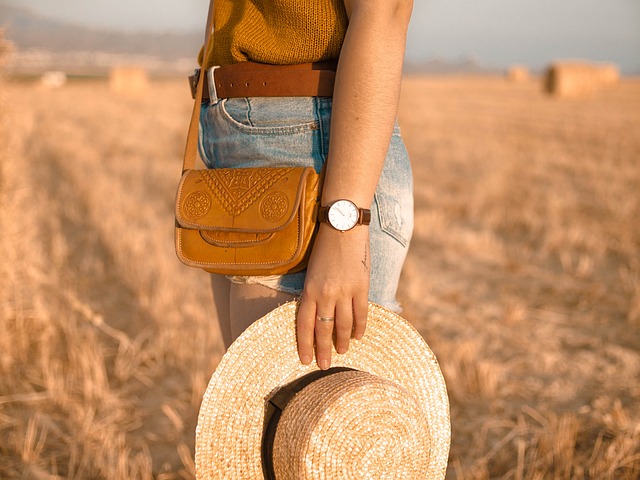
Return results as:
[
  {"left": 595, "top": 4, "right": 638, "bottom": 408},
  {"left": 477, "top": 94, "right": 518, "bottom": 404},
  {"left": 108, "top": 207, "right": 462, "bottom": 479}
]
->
[{"left": 0, "top": 73, "right": 639, "bottom": 479}]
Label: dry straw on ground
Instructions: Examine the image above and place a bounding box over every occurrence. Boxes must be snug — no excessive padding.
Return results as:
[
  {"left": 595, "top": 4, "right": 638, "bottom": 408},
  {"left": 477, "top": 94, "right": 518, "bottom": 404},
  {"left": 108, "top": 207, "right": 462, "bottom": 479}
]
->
[{"left": 1, "top": 73, "right": 639, "bottom": 479}]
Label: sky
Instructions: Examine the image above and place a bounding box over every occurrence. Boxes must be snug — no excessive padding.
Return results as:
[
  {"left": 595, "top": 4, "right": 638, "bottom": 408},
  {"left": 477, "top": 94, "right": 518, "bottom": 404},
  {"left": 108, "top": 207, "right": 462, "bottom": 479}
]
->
[{"left": 5, "top": 0, "right": 640, "bottom": 73}]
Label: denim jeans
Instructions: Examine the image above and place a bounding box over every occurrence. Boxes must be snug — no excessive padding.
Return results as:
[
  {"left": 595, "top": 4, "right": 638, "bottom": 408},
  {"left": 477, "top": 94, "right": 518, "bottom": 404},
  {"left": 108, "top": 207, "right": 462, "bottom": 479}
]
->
[{"left": 199, "top": 95, "right": 413, "bottom": 312}]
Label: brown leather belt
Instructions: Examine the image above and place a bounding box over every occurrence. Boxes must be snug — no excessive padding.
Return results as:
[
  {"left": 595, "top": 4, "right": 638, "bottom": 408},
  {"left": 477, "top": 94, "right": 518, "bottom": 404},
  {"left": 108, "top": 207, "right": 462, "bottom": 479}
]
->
[{"left": 190, "top": 60, "right": 337, "bottom": 101}]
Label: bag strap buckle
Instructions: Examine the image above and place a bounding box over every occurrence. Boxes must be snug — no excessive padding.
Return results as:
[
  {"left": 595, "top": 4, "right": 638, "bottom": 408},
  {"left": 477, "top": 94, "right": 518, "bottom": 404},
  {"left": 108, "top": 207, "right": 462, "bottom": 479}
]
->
[{"left": 188, "top": 68, "right": 201, "bottom": 99}]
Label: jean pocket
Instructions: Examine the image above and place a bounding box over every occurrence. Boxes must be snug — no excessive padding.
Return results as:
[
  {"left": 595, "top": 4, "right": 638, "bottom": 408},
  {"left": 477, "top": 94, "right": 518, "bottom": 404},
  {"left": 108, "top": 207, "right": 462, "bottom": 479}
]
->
[
  {"left": 375, "top": 191, "right": 414, "bottom": 247},
  {"left": 219, "top": 97, "right": 320, "bottom": 134},
  {"left": 373, "top": 135, "right": 414, "bottom": 247}
]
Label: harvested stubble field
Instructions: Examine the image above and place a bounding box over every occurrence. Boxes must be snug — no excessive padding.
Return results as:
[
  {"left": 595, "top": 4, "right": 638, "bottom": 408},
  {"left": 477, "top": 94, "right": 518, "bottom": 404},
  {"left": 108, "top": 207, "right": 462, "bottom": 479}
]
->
[{"left": 0, "top": 74, "right": 639, "bottom": 479}]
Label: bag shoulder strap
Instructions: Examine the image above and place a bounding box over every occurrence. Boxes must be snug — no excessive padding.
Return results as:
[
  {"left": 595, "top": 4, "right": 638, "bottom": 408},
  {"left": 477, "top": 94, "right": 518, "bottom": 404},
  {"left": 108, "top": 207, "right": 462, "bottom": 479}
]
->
[{"left": 181, "top": 0, "right": 215, "bottom": 173}]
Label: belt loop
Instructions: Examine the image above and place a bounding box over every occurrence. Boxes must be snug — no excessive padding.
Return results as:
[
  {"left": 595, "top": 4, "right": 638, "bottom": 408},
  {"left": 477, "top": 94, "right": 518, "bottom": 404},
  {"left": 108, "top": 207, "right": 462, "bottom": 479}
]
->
[{"left": 207, "top": 66, "right": 220, "bottom": 103}]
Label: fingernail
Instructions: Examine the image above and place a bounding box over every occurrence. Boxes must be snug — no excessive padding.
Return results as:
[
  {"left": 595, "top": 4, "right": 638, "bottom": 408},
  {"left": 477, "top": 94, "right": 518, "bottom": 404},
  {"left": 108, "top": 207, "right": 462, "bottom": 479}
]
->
[
  {"left": 337, "top": 346, "right": 347, "bottom": 355},
  {"left": 355, "top": 333, "right": 364, "bottom": 340},
  {"left": 300, "top": 354, "right": 312, "bottom": 365},
  {"left": 319, "top": 359, "right": 330, "bottom": 370}
]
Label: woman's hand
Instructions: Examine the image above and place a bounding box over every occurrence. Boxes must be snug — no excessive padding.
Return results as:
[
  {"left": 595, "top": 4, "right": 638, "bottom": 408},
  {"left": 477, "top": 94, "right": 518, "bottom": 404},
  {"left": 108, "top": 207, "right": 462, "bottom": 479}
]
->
[
  {"left": 296, "top": 0, "right": 412, "bottom": 369},
  {"left": 297, "top": 224, "right": 370, "bottom": 369}
]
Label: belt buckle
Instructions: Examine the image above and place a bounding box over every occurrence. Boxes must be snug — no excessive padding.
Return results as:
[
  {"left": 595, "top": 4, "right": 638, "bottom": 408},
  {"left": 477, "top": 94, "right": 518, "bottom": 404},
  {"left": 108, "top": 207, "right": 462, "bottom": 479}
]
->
[{"left": 207, "top": 66, "right": 220, "bottom": 103}]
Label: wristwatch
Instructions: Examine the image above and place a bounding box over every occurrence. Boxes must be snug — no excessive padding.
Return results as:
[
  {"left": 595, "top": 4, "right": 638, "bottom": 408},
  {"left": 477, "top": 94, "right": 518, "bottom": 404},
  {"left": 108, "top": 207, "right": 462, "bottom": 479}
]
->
[{"left": 318, "top": 199, "right": 371, "bottom": 232}]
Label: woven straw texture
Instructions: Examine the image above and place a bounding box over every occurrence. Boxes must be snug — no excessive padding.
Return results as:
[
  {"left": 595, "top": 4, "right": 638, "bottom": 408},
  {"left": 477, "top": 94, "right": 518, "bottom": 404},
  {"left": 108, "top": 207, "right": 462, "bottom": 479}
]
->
[
  {"left": 272, "top": 370, "right": 432, "bottom": 479},
  {"left": 195, "top": 302, "right": 450, "bottom": 479}
]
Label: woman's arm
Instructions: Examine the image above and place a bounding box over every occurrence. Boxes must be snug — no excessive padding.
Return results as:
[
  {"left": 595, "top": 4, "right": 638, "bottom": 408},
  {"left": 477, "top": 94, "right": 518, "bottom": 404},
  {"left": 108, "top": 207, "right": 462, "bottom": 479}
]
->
[{"left": 297, "top": 0, "right": 413, "bottom": 368}]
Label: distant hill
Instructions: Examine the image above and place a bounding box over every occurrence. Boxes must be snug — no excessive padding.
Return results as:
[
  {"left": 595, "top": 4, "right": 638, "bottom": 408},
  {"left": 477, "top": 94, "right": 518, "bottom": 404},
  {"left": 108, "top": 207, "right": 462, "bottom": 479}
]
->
[
  {"left": 404, "top": 57, "right": 503, "bottom": 76},
  {"left": 0, "top": 3, "right": 507, "bottom": 76},
  {"left": 0, "top": 3, "right": 201, "bottom": 60}
]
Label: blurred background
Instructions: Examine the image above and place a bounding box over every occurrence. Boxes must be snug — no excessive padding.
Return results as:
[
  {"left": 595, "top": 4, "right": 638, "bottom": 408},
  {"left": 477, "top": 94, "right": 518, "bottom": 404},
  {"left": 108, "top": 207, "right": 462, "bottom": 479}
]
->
[
  {"left": 1, "top": 0, "right": 638, "bottom": 77},
  {"left": 1, "top": 1, "right": 639, "bottom": 479}
]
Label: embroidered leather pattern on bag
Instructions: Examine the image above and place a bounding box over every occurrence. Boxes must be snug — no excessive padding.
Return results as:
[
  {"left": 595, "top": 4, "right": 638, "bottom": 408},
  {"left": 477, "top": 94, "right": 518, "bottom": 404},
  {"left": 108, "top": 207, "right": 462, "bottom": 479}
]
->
[
  {"left": 260, "top": 192, "right": 289, "bottom": 222},
  {"left": 184, "top": 191, "right": 212, "bottom": 218},
  {"left": 199, "top": 168, "right": 292, "bottom": 216}
]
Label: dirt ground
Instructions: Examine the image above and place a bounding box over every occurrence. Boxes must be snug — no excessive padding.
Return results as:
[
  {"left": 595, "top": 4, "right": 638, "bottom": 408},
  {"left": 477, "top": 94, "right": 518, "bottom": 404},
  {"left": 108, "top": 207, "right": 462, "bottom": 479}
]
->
[{"left": 1, "top": 75, "right": 639, "bottom": 479}]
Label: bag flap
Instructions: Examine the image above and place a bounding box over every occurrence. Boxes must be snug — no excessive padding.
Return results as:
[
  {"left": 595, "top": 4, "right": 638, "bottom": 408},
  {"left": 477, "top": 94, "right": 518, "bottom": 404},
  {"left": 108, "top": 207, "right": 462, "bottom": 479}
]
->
[{"left": 176, "top": 167, "right": 315, "bottom": 232}]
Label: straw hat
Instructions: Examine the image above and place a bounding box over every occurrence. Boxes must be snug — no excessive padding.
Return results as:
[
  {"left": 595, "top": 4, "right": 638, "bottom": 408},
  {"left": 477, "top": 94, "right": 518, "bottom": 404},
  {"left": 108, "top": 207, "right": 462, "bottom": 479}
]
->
[{"left": 196, "top": 301, "right": 450, "bottom": 479}]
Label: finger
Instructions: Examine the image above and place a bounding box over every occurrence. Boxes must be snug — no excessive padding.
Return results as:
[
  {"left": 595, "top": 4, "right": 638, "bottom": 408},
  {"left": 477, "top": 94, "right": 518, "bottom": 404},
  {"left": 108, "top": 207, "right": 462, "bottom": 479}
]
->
[
  {"left": 334, "top": 301, "right": 354, "bottom": 354},
  {"left": 296, "top": 297, "right": 316, "bottom": 365},
  {"left": 315, "top": 308, "right": 336, "bottom": 370},
  {"left": 353, "top": 297, "right": 368, "bottom": 340}
]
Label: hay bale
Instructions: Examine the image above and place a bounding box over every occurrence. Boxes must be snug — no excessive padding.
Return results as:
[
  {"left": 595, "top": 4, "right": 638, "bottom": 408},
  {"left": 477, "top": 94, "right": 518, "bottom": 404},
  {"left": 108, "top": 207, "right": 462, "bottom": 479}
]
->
[
  {"left": 506, "top": 65, "right": 529, "bottom": 82},
  {"left": 41, "top": 71, "right": 67, "bottom": 89},
  {"left": 109, "top": 66, "right": 149, "bottom": 95},
  {"left": 598, "top": 64, "right": 620, "bottom": 86},
  {"left": 544, "top": 61, "right": 620, "bottom": 98}
]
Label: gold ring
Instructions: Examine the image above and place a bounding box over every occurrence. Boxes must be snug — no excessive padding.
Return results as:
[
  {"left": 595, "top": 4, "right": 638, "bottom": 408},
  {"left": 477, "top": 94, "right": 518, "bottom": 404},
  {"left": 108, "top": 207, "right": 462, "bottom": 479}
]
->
[{"left": 316, "top": 315, "right": 335, "bottom": 323}]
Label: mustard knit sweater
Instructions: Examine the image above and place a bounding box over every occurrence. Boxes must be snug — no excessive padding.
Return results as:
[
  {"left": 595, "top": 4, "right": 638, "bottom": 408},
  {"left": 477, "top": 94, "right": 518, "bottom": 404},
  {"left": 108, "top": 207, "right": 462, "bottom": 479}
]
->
[{"left": 201, "top": 0, "right": 348, "bottom": 68}]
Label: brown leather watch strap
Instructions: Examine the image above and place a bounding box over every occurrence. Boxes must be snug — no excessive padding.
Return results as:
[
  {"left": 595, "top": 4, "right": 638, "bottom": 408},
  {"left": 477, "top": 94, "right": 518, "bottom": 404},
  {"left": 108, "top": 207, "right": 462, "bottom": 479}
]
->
[
  {"left": 191, "top": 60, "right": 338, "bottom": 101},
  {"left": 317, "top": 205, "right": 371, "bottom": 227},
  {"left": 360, "top": 208, "right": 372, "bottom": 226}
]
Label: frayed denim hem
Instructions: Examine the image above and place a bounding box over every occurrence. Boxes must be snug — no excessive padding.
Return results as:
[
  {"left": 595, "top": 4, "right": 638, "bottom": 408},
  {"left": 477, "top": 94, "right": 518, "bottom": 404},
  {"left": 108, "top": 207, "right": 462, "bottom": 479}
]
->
[{"left": 227, "top": 274, "right": 303, "bottom": 297}]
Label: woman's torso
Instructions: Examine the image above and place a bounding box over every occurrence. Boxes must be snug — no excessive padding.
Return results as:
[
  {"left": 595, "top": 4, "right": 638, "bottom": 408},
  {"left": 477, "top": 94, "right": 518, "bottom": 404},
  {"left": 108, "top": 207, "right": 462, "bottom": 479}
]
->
[{"left": 203, "top": 0, "right": 348, "bottom": 68}]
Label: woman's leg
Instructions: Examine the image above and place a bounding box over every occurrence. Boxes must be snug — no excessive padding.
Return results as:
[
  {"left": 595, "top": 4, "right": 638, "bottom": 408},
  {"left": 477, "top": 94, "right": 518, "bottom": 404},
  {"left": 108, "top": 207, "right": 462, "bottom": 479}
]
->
[
  {"left": 210, "top": 274, "right": 233, "bottom": 349},
  {"left": 211, "top": 274, "right": 295, "bottom": 350},
  {"left": 229, "top": 283, "right": 295, "bottom": 344}
]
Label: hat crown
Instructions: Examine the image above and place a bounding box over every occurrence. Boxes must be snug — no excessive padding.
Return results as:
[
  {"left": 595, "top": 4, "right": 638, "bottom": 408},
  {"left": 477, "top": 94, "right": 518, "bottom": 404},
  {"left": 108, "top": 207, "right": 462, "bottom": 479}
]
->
[{"left": 272, "top": 370, "right": 432, "bottom": 479}]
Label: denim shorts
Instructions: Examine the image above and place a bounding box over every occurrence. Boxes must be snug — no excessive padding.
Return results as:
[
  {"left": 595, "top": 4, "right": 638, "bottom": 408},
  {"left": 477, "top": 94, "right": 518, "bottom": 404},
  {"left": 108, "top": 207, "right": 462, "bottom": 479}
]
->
[{"left": 198, "top": 94, "right": 413, "bottom": 312}]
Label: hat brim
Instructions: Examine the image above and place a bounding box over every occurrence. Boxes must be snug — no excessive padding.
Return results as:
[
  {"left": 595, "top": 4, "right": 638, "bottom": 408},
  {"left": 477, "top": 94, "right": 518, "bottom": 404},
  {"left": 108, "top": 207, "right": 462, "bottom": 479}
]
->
[{"left": 196, "top": 301, "right": 450, "bottom": 479}]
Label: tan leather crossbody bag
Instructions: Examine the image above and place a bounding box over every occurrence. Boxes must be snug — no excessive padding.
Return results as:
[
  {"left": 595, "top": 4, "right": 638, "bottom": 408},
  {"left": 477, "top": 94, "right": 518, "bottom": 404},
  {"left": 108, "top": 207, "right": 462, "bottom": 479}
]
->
[{"left": 174, "top": 0, "right": 324, "bottom": 275}]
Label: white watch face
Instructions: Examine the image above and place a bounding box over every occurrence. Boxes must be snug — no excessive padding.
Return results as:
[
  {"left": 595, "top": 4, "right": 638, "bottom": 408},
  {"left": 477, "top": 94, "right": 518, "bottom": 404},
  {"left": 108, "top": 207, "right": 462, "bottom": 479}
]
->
[{"left": 328, "top": 200, "right": 359, "bottom": 231}]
